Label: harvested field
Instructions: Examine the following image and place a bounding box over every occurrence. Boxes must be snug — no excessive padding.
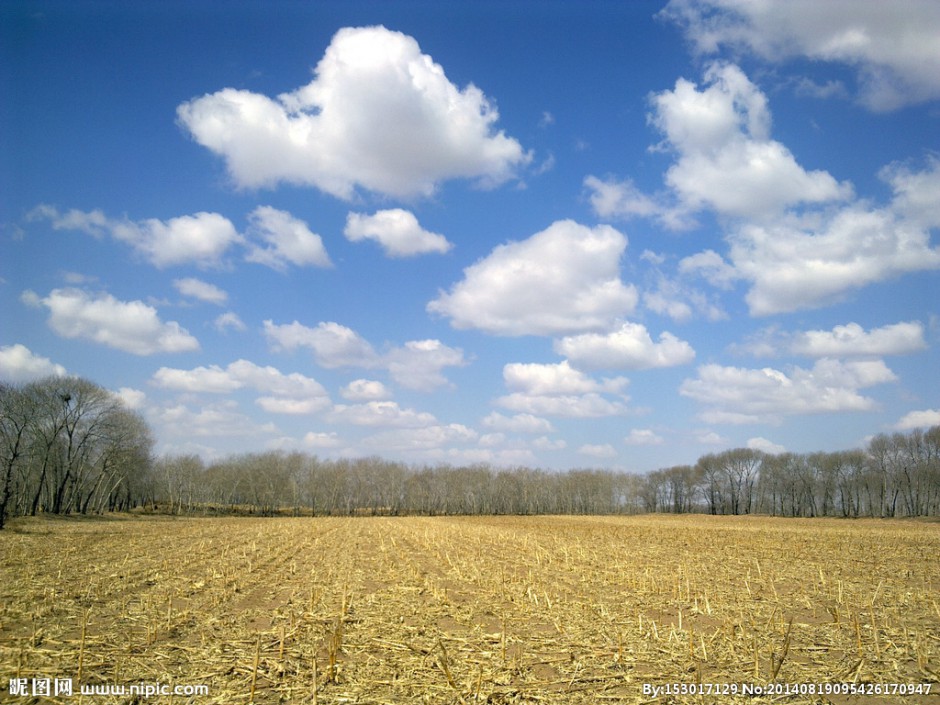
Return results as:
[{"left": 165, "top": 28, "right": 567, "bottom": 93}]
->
[{"left": 1, "top": 514, "right": 938, "bottom": 704}]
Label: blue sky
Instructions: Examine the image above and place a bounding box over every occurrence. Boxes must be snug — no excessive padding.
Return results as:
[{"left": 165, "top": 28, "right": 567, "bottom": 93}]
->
[{"left": 2, "top": 0, "right": 939, "bottom": 471}]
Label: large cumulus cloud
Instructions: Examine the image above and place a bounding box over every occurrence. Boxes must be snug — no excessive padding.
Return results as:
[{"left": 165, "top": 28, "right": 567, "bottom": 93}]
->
[{"left": 177, "top": 26, "right": 530, "bottom": 199}]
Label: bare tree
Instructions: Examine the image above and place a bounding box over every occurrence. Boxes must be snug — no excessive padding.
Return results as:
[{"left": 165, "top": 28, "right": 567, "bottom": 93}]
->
[{"left": 0, "top": 377, "right": 154, "bottom": 526}]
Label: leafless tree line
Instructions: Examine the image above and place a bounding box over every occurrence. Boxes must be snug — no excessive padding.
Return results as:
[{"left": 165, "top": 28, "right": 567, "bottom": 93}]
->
[
  {"left": 650, "top": 433, "right": 940, "bottom": 517},
  {"left": 153, "top": 429, "right": 940, "bottom": 519},
  {"left": 3, "top": 376, "right": 939, "bottom": 527}
]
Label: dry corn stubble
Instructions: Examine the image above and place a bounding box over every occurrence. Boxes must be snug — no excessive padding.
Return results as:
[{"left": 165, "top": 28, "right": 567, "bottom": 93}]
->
[{"left": 0, "top": 514, "right": 938, "bottom": 704}]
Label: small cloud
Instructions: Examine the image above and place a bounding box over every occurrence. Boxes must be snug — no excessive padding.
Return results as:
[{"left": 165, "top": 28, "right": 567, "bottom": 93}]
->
[
  {"left": 0, "top": 344, "right": 67, "bottom": 383},
  {"left": 20, "top": 290, "right": 41, "bottom": 307},
  {"left": 532, "top": 152, "right": 555, "bottom": 176},
  {"left": 696, "top": 430, "right": 728, "bottom": 445},
  {"left": 344, "top": 209, "right": 452, "bottom": 258},
  {"left": 497, "top": 360, "right": 629, "bottom": 418},
  {"left": 384, "top": 339, "right": 466, "bottom": 392},
  {"left": 116, "top": 387, "right": 147, "bottom": 410},
  {"left": 678, "top": 250, "right": 739, "bottom": 290},
  {"left": 303, "top": 431, "right": 344, "bottom": 449},
  {"left": 640, "top": 250, "right": 667, "bottom": 265},
  {"left": 29, "top": 204, "right": 241, "bottom": 269},
  {"left": 152, "top": 359, "right": 331, "bottom": 415},
  {"left": 174, "top": 277, "right": 228, "bottom": 305},
  {"left": 31, "top": 288, "right": 199, "bottom": 355},
  {"left": 533, "top": 436, "right": 566, "bottom": 451},
  {"left": 264, "top": 320, "right": 380, "bottom": 369},
  {"left": 738, "top": 321, "right": 927, "bottom": 358},
  {"left": 792, "top": 77, "right": 849, "bottom": 100},
  {"left": 481, "top": 412, "right": 555, "bottom": 434},
  {"left": 341, "top": 379, "right": 392, "bottom": 401},
  {"left": 624, "top": 429, "right": 664, "bottom": 446},
  {"left": 428, "top": 220, "right": 636, "bottom": 336},
  {"left": 789, "top": 321, "right": 927, "bottom": 357},
  {"left": 555, "top": 322, "right": 695, "bottom": 370},
  {"left": 214, "top": 312, "right": 246, "bottom": 333},
  {"left": 329, "top": 401, "right": 437, "bottom": 428},
  {"left": 579, "top": 443, "right": 617, "bottom": 459},
  {"left": 62, "top": 271, "right": 99, "bottom": 285},
  {"left": 584, "top": 175, "right": 660, "bottom": 220},
  {"left": 746, "top": 437, "right": 785, "bottom": 454},
  {"left": 895, "top": 409, "right": 940, "bottom": 430},
  {"left": 245, "top": 206, "right": 331, "bottom": 270},
  {"left": 681, "top": 359, "right": 897, "bottom": 424},
  {"left": 265, "top": 320, "right": 464, "bottom": 391}
]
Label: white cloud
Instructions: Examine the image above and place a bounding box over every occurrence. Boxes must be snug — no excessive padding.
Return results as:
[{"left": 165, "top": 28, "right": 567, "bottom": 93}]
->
[
  {"left": 256, "top": 397, "right": 329, "bottom": 415},
  {"left": 177, "top": 26, "right": 530, "bottom": 199},
  {"left": 428, "top": 220, "right": 637, "bottom": 336},
  {"left": 29, "top": 205, "right": 241, "bottom": 269},
  {"left": 264, "top": 321, "right": 464, "bottom": 390},
  {"left": 344, "top": 209, "right": 453, "bottom": 257},
  {"left": 579, "top": 443, "right": 617, "bottom": 459},
  {"left": 384, "top": 339, "right": 466, "bottom": 391},
  {"left": 214, "top": 312, "right": 247, "bottom": 333},
  {"left": 329, "top": 401, "right": 437, "bottom": 428},
  {"left": 555, "top": 322, "right": 695, "bottom": 370},
  {"left": 792, "top": 77, "right": 849, "bottom": 100},
  {"left": 174, "top": 277, "right": 228, "bottom": 305},
  {"left": 263, "top": 320, "right": 380, "bottom": 369},
  {"left": 696, "top": 430, "right": 728, "bottom": 445},
  {"left": 661, "top": 0, "right": 940, "bottom": 111},
  {"left": 731, "top": 203, "right": 940, "bottom": 315},
  {"left": 634, "top": 66, "right": 940, "bottom": 315},
  {"left": 639, "top": 267, "right": 727, "bottom": 323},
  {"left": 479, "top": 432, "right": 507, "bottom": 447},
  {"left": 584, "top": 175, "right": 661, "bottom": 220},
  {"left": 747, "top": 437, "right": 785, "bottom": 454},
  {"left": 0, "top": 344, "right": 67, "bottom": 383},
  {"left": 624, "top": 429, "right": 664, "bottom": 446},
  {"left": 533, "top": 436, "right": 567, "bottom": 451},
  {"left": 226, "top": 359, "right": 328, "bottom": 401},
  {"left": 362, "top": 423, "right": 478, "bottom": 453},
  {"left": 895, "top": 409, "right": 940, "bottom": 430},
  {"left": 341, "top": 379, "right": 392, "bottom": 401},
  {"left": 118, "top": 213, "right": 241, "bottom": 269},
  {"left": 642, "top": 280, "right": 693, "bottom": 323},
  {"left": 789, "top": 321, "right": 927, "bottom": 357},
  {"left": 678, "top": 249, "right": 739, "bottom": 289},
  {"left": 152, "top": 359, "right": 331, "bottom": 415},
  {"left": 649, "top": 62, "right": 852, "bottom": 220},
  {"left": 152, "top": 400, "right": 277, "bottom": 439},
  {"left": 497, "top": 393, "right": 627, "bottom": 418},
  {"left": 245, "top": 206, "right": 332, "bottom": 270},
  {"left": 680, "top": 358, "right": 897, "bottom": 423},
  {"left": 27, "top": 204, "right": 109, "bottom": 237},
  {"left": 584, "top": 176, "right": 694, "bottom": 231},
  {"left": 740, "top": 321, "right": 928, "bottom": 358},
  {"left": 28, "top": 288, "right": 199, "bottom": 355},
  {"left": 881, "top": 156, "right": 940, "bottom": 228},
  {"left": 497, "top": 361, "right": 629, "bottom": 418},
  {"left": 302, "top": 431, "right": 344, "bottom": 449},
  {"left": 152, "top": 364, "right": 242, "bottom": 394},
  {"left": 116, "top": 387, "right": 146, "bottom": 410},
  {"left": 482, "top": 412, "right": 555, "bottom": 434},
  {"left": 503, "top": 360, "right": 627, "bottom": 396}
]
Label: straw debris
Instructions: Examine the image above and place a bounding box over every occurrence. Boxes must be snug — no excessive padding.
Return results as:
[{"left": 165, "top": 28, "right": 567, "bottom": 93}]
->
[{"left": 0, "top": 514, "right": 937, "bottom": 703}]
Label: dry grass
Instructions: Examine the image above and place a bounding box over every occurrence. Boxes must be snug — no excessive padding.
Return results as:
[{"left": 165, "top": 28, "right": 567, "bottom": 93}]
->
[{"left": 1, "top": 514, "right": 938, "bottom": 704}]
